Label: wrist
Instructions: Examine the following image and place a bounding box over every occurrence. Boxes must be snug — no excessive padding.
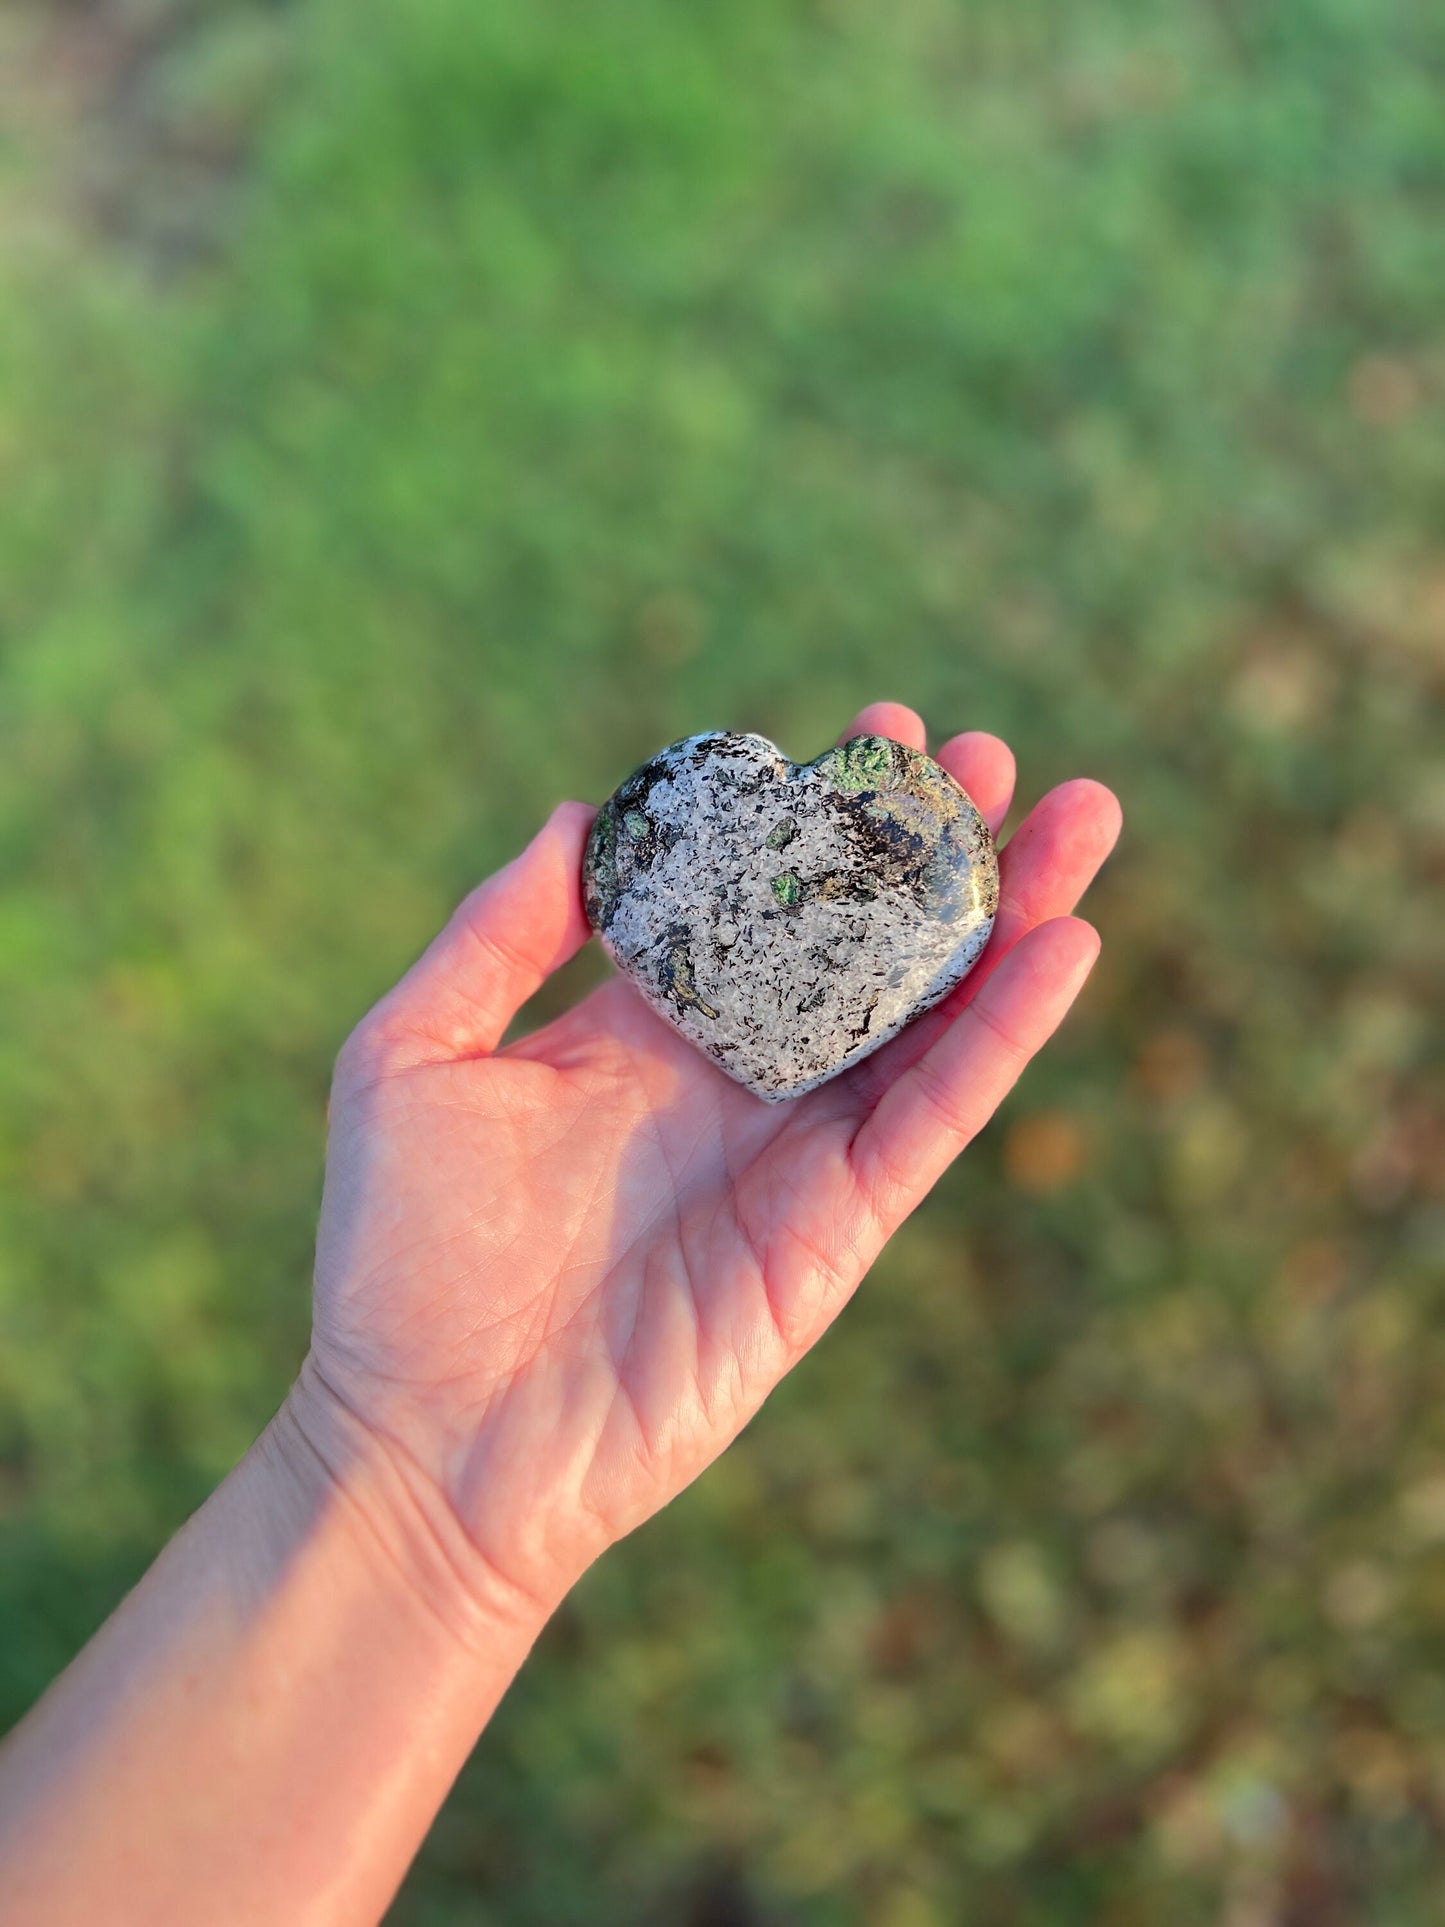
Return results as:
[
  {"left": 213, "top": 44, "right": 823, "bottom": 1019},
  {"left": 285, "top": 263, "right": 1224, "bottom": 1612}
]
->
[{"left": 270, "top": 1357, "right": 555, "bottom": 1661}]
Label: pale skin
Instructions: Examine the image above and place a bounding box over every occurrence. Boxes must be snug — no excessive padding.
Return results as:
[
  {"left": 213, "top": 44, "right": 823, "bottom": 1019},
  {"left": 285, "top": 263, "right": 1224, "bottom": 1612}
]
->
[{"left": 0, "top": 702, "right": 1121, "bottom": 1925}]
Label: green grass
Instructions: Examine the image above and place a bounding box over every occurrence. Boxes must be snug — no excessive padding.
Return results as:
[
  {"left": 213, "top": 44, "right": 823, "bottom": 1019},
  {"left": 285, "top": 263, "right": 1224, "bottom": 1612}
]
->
[{"left": 2, "top": 0, "right": 1444, "bottom": 1918}]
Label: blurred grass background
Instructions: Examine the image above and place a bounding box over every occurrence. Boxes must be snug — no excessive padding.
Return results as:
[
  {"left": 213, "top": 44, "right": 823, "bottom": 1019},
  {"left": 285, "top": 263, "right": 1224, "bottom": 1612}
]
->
[{"left": 2, "top": 0, "right": 1444, "bottom": 1920}]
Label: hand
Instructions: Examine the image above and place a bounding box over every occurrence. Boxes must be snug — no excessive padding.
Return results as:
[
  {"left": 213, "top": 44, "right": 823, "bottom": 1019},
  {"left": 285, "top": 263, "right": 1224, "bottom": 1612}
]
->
[{"left": 301, "top": 703, "right": 1121, "bottom": 1630}]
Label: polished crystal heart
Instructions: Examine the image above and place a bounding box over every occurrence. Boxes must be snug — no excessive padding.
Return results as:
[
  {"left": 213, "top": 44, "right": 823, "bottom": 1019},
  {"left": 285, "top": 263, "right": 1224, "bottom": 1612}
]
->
[{"left": 581, "top": 731, "right": 999, "bottom": 1101}]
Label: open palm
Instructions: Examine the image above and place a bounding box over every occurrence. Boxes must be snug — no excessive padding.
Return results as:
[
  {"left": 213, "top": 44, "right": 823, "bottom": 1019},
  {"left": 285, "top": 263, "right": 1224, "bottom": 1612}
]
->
[{"left": 308, "top": 703, "right": 1120, "bottom": 1618}]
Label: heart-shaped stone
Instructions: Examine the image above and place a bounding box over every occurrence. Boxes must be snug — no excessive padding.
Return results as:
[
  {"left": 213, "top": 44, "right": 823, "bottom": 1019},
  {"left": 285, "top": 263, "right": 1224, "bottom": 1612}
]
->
[{"left": 582, "top": 731, "right": 999, "bottom": 1101}]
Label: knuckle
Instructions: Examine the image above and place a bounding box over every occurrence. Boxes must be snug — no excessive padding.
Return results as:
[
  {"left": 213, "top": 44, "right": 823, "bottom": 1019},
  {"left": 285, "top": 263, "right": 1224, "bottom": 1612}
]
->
[
  {"left": 333, "top": 1006, "right": 410, "bottom": 1089},
  {"left": 911, "top": 1055, "right": 974, "bottom": 1142},
  {"left": 969, "top": 995, "right": 1029, "bottom": 1061},
  {"left": 465, "top": 912, "right": 534, "bottom": 987},
  {"left": 857, "top": 1137, "right": 916, "bottom": 1219}
]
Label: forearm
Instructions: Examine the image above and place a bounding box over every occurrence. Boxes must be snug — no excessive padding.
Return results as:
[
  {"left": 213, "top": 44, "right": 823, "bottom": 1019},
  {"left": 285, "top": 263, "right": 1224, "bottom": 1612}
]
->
[{"left": 0, "top": 1364, "right": 549, "bottom": 1927}]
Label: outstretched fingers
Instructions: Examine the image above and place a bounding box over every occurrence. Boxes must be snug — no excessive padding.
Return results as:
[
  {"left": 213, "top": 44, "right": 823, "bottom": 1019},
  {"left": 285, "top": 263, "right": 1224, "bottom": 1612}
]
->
[
  {"left": 935, "top": 730, "right": 1016, "bottom": 836},
  {"left": 849, "top": 915, "right": 1101, "bottom": 1226},
  {"left": 357, "top": 800, "right": 598, "bottom": 1069},
  {"left": 971, "top": 778, "right": 1121, "bottom": 1003}
]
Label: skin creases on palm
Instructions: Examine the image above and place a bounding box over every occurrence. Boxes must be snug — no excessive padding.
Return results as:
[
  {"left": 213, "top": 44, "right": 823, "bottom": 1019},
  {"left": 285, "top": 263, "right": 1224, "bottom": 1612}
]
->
[{"left": 308, "top": 703, "right": 1121, "bottom": 1614}]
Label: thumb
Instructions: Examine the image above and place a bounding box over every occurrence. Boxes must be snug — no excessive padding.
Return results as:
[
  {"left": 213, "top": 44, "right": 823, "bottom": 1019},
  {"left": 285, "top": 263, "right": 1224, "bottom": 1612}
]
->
[{"left": 354, "top": 800, "right": 598, "bottom": 1071}]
